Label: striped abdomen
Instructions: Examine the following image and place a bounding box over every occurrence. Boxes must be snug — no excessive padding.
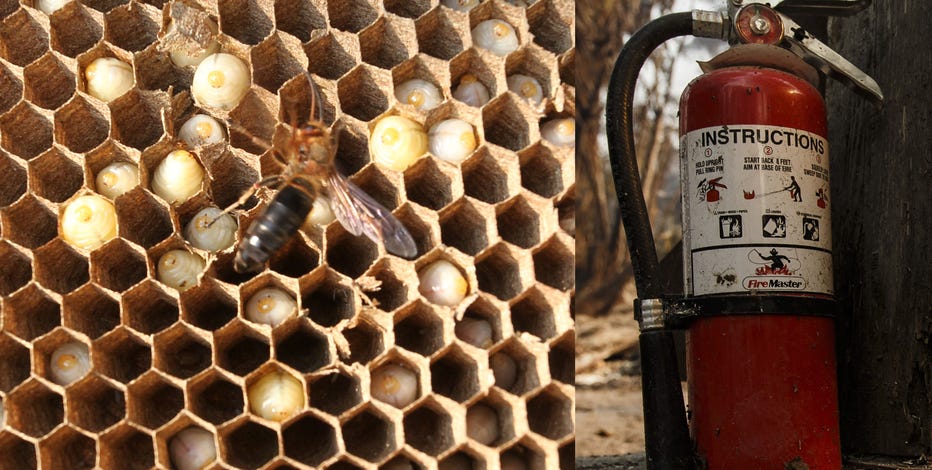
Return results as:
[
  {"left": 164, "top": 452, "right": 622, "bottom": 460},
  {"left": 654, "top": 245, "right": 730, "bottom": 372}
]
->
[{"left": 234, "top": 185, "right": 314, "bottom": 272}]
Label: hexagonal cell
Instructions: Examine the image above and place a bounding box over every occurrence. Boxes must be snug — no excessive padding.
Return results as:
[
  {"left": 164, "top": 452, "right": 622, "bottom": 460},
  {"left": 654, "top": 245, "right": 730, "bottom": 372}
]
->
[
  {"left": 62, "top": 284, "right": 120, "bottom": 339},
  {"left": 465, "top": 395, "right": 514, "bottom": 448},
  {"left": 555, "top": 186, "right": 574, "bottom": 236},
  {"left": 109, "top": 89, "right": 167, "bottom": 150},
  {"left": 252, "top": 33, "right": 306, "bottom": 93},
  {"left": 385, "top": 0, "right": 430, "bottom": 18},
  {"left": 93, "top": 327, "right": 151, "bottom": 384},
  {"left": 222, "top": 419, "right": 279, "bottom": 469},
  {"left": 180, "top": 279, "right": 238, "bottom": 330},
  {"left": 269, "top": 236, "right": 322, "bottom": 278},
  {"left": 38, "top": 425, "right": 96, "bottom": 469},
  {"left": 89, "top": 239, "right": 147, "bottom": 292},
  {"left": 65, "top": 375, "right": 126, "bottom": 432},
  {"left": 504, "top": 46, "right": 556, "bottom": 104},
  {"left": 0, "top": 61, "right": 23, "bottom": 115},
  {"left": 440, "top": 198, "right": 492, "bottom": 256},
  {"left": 482, "top": 95, "right": 531, "bottom": 152},
  {"left": 0, "top": 333, "right": 30, "bottom": 393},
  {"left": 33, "top": 238, "right": 89, "bottom": 294},
  {"left": 24, "top": 51, "right": 76, "bottom": 110},
  {"left": 438, "top": 449, "right": 482, "bottom": 470},
  {"left": 403, "top": 401, "right": 454, "bottom": 456},
  {"left": 457, "top": 296, "right": 505, "bottom": 348},
  {"left": 134, "top": 41, "right": 189, "bottom": 91},
  {"left": 391, "top": 55, "right": 449, "bottom": 109},
  {"left": 352, "top": 164, "right": 405, "bottom": 213},
  {"left": 215, "top": 321, "right": 271, "bottom": 377},
  {"left": 282, "top": 413, "right": 339, "bottom": 466},
  {"left": 153, "top": 324, "right": 212, "bottom": 379},
  {"left": 3, "top": 283, "right": 61, "bottom": 341},
  {"left": 299, "top": 268, "right": 356, "bottom": 327},
  {"left": 359, "top": 16, "right": 416, "bottom": 70},
  {"left": 219, "top": 0, "right": 273, "bottom": 45},
  {"left": 364, "top": 259, "right": 413, "bottom": 312},
  {"left": 533, "top": 235, "right": 573, "bottom": 292},
  {"left": 430, "top": 346, "right": 481, "bottom": 403},
  {"left": 5, "top": 379, "right": 64, "bottom": 438},
  {"left": 309, "top": 370, "right": 363, "bottom": 416},
  {"left": 462, "top": 149, "right": 514, "bottom": 205},
  {"left": 32, "top": 328, "right": 92, "bottom": 387},
  {"left": 122, "top": 281, "right": 179, "bottom": 335},
  {"left": 0, "top": 102, "right": 53, "bottom": 160},
  {"left": 525, "top": 385, "right": 573, "bottom": 440},
  {"left": 273, "top": 0, "right": 326, "bottom": 42},
  {"left": 49, "top": 3, "right": 103, "bottom": 58},
  {"left": 305, "top": 30, "right": 359, "bottom": 81},
  {"left": 325, "top": 228, "right": 378, "bottom": 280},
  {"left": 28, "top": 148, "right": 83, "bottom": 203},
  {"left": 343, "top": 318, "right": 385, "bottom": 365},
  {"left": 341, "top": 406, "right": 397, "bottom": 463},
  {"left": 559, "top": 48, "right": 574, "bottom": 87},
  {"left": 548, "top": 332, "right": 573, "bottom": 385},
  {"left": 392, "top": 203, "right": 435, "bottom": 257},
  {"left": 53, "top": 95, "right": 110, "bottom": 153},
  {"left": 510, "top": 287, "right": 556, "bottom": 341},
  {"left": 0, "top": 151, "right": 26, "bottom": 207},
  {"left": 405, "top": 157, "right": 454, "bottom": 211},
  {"left": 115, "top": 188, "right": 173, "bottom": 248},
  {"left": 126, "top": 371, "right": 184, "bottom": 430},
  {"left": 333, "top": 121, "right": 370, "bottom": 174},
  {"left": 527, "top": 0, "right": 573, "bottom": 55},
  {"left": 491, "top": 340, "right": 540, "bottom": 396},
  {"left": 0, "top": 240, "right": 31, "bottom": 296},
  {"left": 0, "top": 9, "right": 48, "bottom": 66},
  {"left": 327, "top": 0, "right": 378, "bottom": 33},
  {"left": 188, "top": 371, "right": 244, "bottom": 425},
  {"left": 475, "top": 244, "right": 525, "bottom": 301},
  {"left": 415, "top": 7, "right": 468, "bottom": 61},
  {"left": 0, "top": 432, "right": 37, "bottom": 469},
  {"left": 103, "top": 2, "right": 160, "bottom": 52},
  {"left": 330, "top": 459, "right": 366, "bottom": 470},
  {"left": 496, "top": 197, "right": 541, "bottom": 250},
  {"left": 337, "top": 65, "right": 392, "bottom": 122},
  {"left": 274, "top": 322, "right": 331, "bottom": 374},
  {"left": 519, "top": 144, "right": 563, "bottom": 198},
  {"left": 394, "top": 301, "right": 445, "bottom": 357},
  {"left": 98, "top": 424, "right": 155, "bottom": 470},
  {"left": 381, "top": 455, "right": 423, "bottom": 470}
]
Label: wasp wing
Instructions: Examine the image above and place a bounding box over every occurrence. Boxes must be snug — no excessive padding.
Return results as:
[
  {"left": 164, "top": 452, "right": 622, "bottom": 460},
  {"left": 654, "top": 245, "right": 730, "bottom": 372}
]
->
[{"left": 326, "top": 172, "right": 417, "bottom": 259}]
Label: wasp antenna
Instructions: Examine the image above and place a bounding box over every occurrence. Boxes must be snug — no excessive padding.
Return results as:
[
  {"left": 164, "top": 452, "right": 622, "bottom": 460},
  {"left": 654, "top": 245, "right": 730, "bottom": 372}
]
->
[
  {"left": 304, "top": 71, "right": 324, "bottom": 123},
  {"left": 227, "top": 120, "right": 273, "bottom": 152}
]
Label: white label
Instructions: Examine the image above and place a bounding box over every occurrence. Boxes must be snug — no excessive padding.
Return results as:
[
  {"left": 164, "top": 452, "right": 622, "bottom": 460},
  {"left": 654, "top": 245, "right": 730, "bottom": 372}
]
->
[{"left": 681, "top": 125, "right": 832, "bottom": 296}]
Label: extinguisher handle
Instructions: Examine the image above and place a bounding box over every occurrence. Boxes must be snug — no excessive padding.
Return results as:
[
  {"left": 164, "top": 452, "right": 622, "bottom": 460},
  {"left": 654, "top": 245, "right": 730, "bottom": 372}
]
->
[{"left": 772, "top": 0, "right": 871, "bottom": 16}]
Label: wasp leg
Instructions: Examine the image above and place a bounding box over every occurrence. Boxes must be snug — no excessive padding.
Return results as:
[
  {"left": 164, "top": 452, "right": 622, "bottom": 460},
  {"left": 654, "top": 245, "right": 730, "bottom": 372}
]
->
[
  {"left": 209, "top": 174, "right": 285, "bottom": 226},
  {"left": 227, "top": 120, "right": 273, "bottom": 153}
]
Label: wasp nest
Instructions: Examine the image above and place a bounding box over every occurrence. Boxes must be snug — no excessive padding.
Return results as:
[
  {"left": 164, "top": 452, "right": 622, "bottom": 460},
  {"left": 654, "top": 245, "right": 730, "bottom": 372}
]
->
[{"left": 0, "top": 0, "right": 574, "bottom": 468}]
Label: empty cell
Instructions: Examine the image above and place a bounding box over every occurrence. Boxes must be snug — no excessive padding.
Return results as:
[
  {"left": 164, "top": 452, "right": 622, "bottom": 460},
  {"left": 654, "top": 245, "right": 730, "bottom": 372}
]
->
[
  {"left": 282, "top": 414, "right": 339, "bottom": 466},
  {"left": 211, "top": 251, "right": 260, "bottom": 286},
  {"left": 266, "top": 235, "right": 320, "bottom": 278},
  {"left": 49, "top": 3, "right": 103, "bottom": 58},
  {"left": 90, "top": 239, "right": 147, "bottom": 292},
  {"left": 0, "top": 56, "right": 22, "bottom": 114},
  {"left": 391, "top": 205, "right": 433, "bottom": 257},
  {"left": 215, "top": 323, "right": 270, "bottom": 377},
  {"left": 462, "top": 149, "right": 514, "bottom": 204},
  {"left": 0, "top": 10, "right": 48, "bottom": 66},
  {"left": 5, "top": 379, "right": 64, "bottom": 438},
  {"left": 0, "top": 151, "right": 26, "bottom": 207},
  {"left": 337, "top": 65, "right": 391, "bottom": 122},
  {"left": 274, "top": 323, "right": 331, "bottom": 373},
  {"left": 109, "top": 90, "right": 166, "bottom": 150},
  {"left": 103, "top": 2, "right": 160, "bottom": 52},
  {"left": 481, "top": 96, "right": 531, "bottom": 152},
  {"left": 403, "top": 403, "right": 454, "bottom": 455},
  {"left": 496, "top": 197, "right": 540, "bottom": 249},
  {"left": 415, "top": 8, "right": 468, "bottom": 61},
  {"left": 475, "top": 245, "right": 523, "bottom": 301},
  {"left": 93, "top": 327, "right": 151, "bottom": 383},
  {"left": 558, "top": 441, "right": 574, "bottom": 469},
  {"left": 180, "top": 280, "right": 238, "bottom": 330},
  {"left": 299, "top": 269, "right": 355, "bottom": 327},
  {"left": 519, "top": 145, "right": 563, "bottom": 198},
  {"left": 533, "top": 236, "right": 573, "bottom": 291},
  {"left": 0, "top": 333, "right": 30, "bottom": 393},
  {"left": 153, "top": 325, "right": 212, "bottom": 379},
  {"left": 548, "top": 332, "right": 573, "bottom": 385},
  {"left": 555, "top": 188, "right": 574, "bottom": 236},
  {"left": 273, "top": 0, "right": 326, "bottom": 42},
  {"left": 405, "top": 158, "right": 454, "bottom": 210},
  {"left": 0, "top": 102, "right": 54, "bottom": 160},
  {"left": 438, "top": 450, "right": 481, "bottom": 470},
  {"left": 527, "top": 0, "right": 573, "bottom": 55},
  {"left": 326, "top": 227, "right": 379, "bottom": 279},
  {"left": 122, "top": 281, "right": 179, "bottom": 335},
  {"left": 24, "top": 51, "right": 76, "bottom": 110},
  {"left": 385, "top": 0, "right": 430, "bottom": 19},
  {"left": 65, "top": 375, "right": 126, "bottom": 432},
  {"left": 0, "top": 432, "right": 37, "bottom": 469},
  {"left": 62, "top": 284, "right": 120, "bottom": 339},
  {"left": 342, "top": 319, "right": 384, "bottom": 365},
  {"left": 394, "top": 301, "right": 444, "bottom": 357},
  {"left": 134, "top": 42, "right": 188, "bottom": 91},
  {"left": 98, "top": 424, "right": 155, "bottom": 470},
  {"left": 509, "top": 289, "right": 556, "bottom": 340},
  {"left": 228, "top": 93, "right": 277, "bottom": 155},
  {"left": 440, "top": 198, "right": 491, "bottom": 255},
  {"left": 251, "top": 33, "right": 306, "bottom": 93},
  {"left": 327, "top": 0, "right": 377, "bottom": 33},
  {"left": 188, "top": 373, "right": 244, "bottom": 425},
  {"left": 205, "top": 149, "right": 259, "bottom": 210},
  {"left": 558, "top": 49, "right": 574, "bottom": 87},
  {"left": 222, "top": 420, "right": 279, "bottom": 468},
  {"left": 0, "top": 240, "right": 31, "bottom": 296},
  {"left": 305, "top": 31, "right": 358, "bottom": 81},
  {"left": 115, "top": 189, "right": 172, "bottom": 248},
  {"left": 525, "top": 385, "right": 573, "bottom": 440},
  {"left": 3, "top": 283, "right": 61, "bottom": 341},
  {"left": 365, "top": 261, "right": 412, "bottom": 311},
  {"left": 126, "top": 371, "right": 184, "bottom": 429},
  {"left": 54, "top": 95, "right": 110, "bottom": 153},
  {"left": 430, "top": 347, "right": 480, "bottom": 403},
  {"left": 359, "top": 17, "right": 416, "bottom": 70},
  {"left": 278, "top": 73, "right": 338, "bottom": 125},
  {"left": 341, "top": 407, "right": 397, "bottom": 462},
  {"left": 309, "top": 370, "right": 363, "bottom": 416},
  {"left": 28, "top": 148, "right": 83, "bottom": 203},
  {"left": 38, "top": 425, "right": 96, "bottom": 469},
  {"left": 219, "top": 0, "right": 273, "bottom": 45},
  {"left": 499, "top": 445, "right": 543, "bottom": 470},
  {"left": 330, "top": 459, "right": 366, "bottom": 470}
]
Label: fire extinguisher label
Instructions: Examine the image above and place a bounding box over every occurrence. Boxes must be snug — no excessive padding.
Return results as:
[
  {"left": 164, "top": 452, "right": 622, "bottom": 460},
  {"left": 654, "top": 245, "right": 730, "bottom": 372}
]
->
[{"left": 681, "top": 125, "right": 832, "bottom": 296}]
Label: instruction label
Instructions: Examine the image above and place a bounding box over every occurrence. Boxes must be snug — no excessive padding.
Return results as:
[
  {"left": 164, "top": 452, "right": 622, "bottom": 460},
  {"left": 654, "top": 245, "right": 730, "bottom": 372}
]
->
[{"left": 681, "top": 125, "right": 832, "bottom": 296}]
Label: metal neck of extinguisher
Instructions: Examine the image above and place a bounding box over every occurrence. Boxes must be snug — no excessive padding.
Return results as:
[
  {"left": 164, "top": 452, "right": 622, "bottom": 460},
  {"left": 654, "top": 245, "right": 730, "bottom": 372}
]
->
[{"left": 605, "top": 2, "right": 882, "bottom": 469}]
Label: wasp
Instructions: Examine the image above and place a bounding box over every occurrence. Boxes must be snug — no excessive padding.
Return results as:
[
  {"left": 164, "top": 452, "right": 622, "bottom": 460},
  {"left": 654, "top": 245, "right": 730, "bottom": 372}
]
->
[{"left": 218, "top": 74, "right": 417, "bottom": 273}]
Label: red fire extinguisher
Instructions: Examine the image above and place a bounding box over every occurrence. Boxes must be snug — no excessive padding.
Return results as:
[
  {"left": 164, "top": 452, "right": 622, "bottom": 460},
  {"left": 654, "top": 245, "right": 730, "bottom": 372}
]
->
[{"left": 606, "top": 1, "right": 883, "bottom": 469}]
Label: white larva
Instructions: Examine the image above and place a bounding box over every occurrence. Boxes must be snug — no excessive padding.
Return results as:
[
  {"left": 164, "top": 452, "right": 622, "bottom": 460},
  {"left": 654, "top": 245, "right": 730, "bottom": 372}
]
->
[
  {"left": 151, "top": 149, "right": 205, "bottom": 204},
  {"left": 441, "top": 0, "right": 480, "bottom": 11},
  {"left": 244, "top": 288, "right": 297, "bottom": 327},
  {"left": 394, "top": 79, "right": 443, "bottom": 112},
  {"left": 95, "top": 162, "right": 139, "bottom": 199},
  {"left": 247, "top": 370, "right": 305, "bottom": 422},
  {"left": 60, "top": 194, "right": 118, "bottom": 251},
  {"left": 303, "top": 197, "right": 336, "bottom": 229},
  {"left": 34, "top": 0, "right": 71, "bottom": 14},
  {"left": 418, "top": 259, "right": 469, "bottom": 307},
  {"left": 540, "top": 118, "right": 575, "bottom": 147},
  {"left": 184, "top": 207, "right": 236, "bottom": 253},
  {"left": 453, "top": 74, "right": 491, "bottom": 107},
  {"left": 84, "top": 57, "right": 134, "bottom": 102},
  {"left": 169, "top": 427, "right": 217, "bottom": 470},
  {"left": 507, "top": 74, "right": 544, "bottom": 106},
  {"left": 192, "top": 53, "right": 251, "bottom": 111},
  {"left": 429, "top": 118, "right": 477, "bottom": 164},
  {"left": 471, "top": 19, "right": 519, "bottom": 57},
  {"left": 157, "top": 249, "right": 205, "bottom": 292},
  {"left": 370, "top": 363, "right": 418, "bottom": 408},
  {"left": 178, "top": 114, "right": 225, "bottom": 148},
  {"left": 369, "top": 115, "right": 428, "bottom": 172},
  {"left": 490, "top": 352, "right": 518, "bottom": 390},
  {"left": 49, "top": 341, "right": 91, "bottom": 386},
  {"left": 466, "top": 403, "right": 499, "bottom": 445},
  {"left": 455, "top": 318, "right": 493, "bottom": 348}
]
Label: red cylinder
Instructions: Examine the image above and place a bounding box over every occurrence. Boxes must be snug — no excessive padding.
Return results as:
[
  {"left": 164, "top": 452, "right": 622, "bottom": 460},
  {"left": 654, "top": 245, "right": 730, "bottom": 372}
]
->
[{"left": 679, "top": 64, "right": 841, "bottom": 468}]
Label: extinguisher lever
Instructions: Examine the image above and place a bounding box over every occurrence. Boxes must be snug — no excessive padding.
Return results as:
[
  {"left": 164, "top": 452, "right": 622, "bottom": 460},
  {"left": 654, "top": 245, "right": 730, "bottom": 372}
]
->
[{"left": 773, "top": 0, "right": 871, "bottom": 17}]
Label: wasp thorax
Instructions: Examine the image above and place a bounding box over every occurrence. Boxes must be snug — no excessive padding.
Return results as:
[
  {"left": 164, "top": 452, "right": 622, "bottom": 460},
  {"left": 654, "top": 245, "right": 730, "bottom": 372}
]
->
[
  {"left": 472, "top": 20, "right": 519, "bottom": 56},
  {"left": 369, "top": 115, "right": 428, "bottom": 172},
  {"left": 179, "top": 114, "right": 225, "bottom": 147},
  {"left": 151, "top": 149, "right": 205, "bottom": 204},
  {"left": 507, "top": 74, "right": 544, "bottom": 105},
  {"left": 50, "top": 341, "right": 91, "bottom": 386},
  {"left": 192, "top": 53, "right": 250, "bottom": 110},
  {"left": 394, "top": 79, "right": 443, "bottom": 112},
  {"left": 61, "top": 194, "right": 118, "bottom": 250},
  {"left": 453, "top": 74, "right": 491, "bottom": 107},
  {"left": 418, "top": 259, "right": 469, "bottom": 306},
  {"left": 96, "top": 162, "right": 139, "bottom": 199},
  {"left": 157, "top": 249, "right": 205, "bottom": 292},
  {"left": 429, "top": 118, "right": 478, "bottom": 164},
  {"left": 371, "top": 363, "right": 418, "bottom": 408},
  {"left": 247, "top": 371, "right": 305, "bottom": 422},
  {"left": 541, "top": 118, "right": 575, "bottom": 147},
  {"left": 84, "top": 57, "right": 134, "bottom": 102},
  {"left": 169, "top": 427, "right": 217, "bottom": 470},
  {"left": 244, "top": 288, "right": 297, "bottom": 327}
]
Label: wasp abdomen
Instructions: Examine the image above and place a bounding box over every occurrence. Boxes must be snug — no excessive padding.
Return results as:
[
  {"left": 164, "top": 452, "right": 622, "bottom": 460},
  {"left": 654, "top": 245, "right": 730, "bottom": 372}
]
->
[{"left": 235, "top": 185, "right": 314, "bottom": 273}]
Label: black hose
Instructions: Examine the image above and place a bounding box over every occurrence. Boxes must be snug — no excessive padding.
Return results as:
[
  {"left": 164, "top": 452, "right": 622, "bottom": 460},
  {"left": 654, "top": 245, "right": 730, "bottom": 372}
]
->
[{"left": 605, "top": 12, "right": 696, "bottom": 470}]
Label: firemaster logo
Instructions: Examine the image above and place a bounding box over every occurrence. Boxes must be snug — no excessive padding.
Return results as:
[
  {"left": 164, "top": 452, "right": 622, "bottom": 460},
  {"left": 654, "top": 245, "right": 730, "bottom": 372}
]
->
[{"left": 745, "top": 277, "right": 805, "bottom": 290}]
